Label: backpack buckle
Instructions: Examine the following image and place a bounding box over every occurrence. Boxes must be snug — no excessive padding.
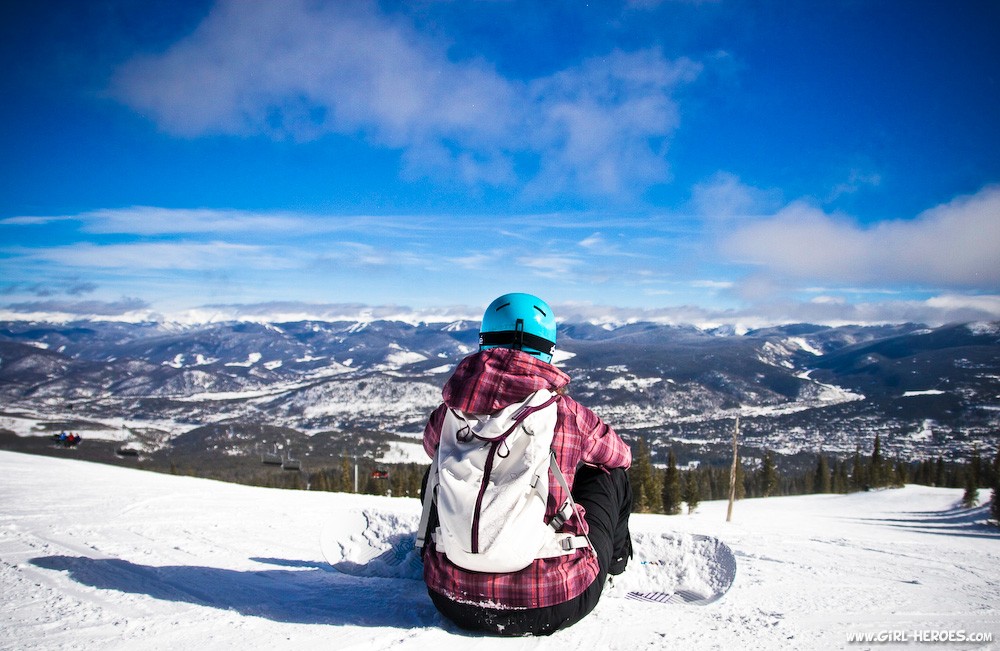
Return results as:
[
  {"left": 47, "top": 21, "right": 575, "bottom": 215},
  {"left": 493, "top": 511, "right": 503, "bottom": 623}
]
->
[{"left": 549, "top": 500, "right": 573, "bottom": 531}]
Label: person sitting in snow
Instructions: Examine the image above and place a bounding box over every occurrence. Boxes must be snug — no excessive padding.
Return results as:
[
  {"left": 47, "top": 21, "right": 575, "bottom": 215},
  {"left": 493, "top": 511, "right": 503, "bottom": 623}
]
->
[{"left": 418, "top": 293, "right": 633, "bottom": 636}]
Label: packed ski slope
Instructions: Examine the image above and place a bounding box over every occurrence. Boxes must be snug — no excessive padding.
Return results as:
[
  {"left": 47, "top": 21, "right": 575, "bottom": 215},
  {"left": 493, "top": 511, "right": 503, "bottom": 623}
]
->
[{"left": 1, "top": 450, "right": 998, "bottom": 650}]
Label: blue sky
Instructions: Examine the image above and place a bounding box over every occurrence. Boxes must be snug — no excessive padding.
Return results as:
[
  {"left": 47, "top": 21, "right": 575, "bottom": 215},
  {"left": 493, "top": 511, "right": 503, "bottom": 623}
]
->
[{"left": 1, "top": 0, "right": 998, "bottom": 326}]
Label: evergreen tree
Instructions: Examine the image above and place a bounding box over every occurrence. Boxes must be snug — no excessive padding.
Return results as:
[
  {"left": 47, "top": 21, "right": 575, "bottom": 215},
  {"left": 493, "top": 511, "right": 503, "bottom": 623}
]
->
[
  {"left": 871, "top": 434, "right": 884, "bottom": 488},
  {"left": 935, "top": 456, "right": 947, "bottom": 488},
  {"left": 917, "top": 459, "right": 933, "bottom": 486},
  {"left": 339, "top": 456, "right": 355, "bottom": 493},
  {"left": 851, "top": 446, "right": 866, "bottom": 491},
  {"left": 833, "top": 460, "right": 849, "bottom": 494},
  {"left": 733, "top": 454, "right": 746, "bottom": 500},
  {"left": 815, "top": 453, "right": 832, "bottom": 493},
  {"left": 759, "top": 450, "right": 779, "bottom": 497},
  {"left": 661, "top": 449, "right": 682, "bottom": 515},
  {"left": 892, "top": 459, "right": 907, "bottom": 488},
  {"left": 683, "top": 471, "right": 702, "bottom": 514},
  {"left": 629, "top": 438, "right": 660, "bottom": 513},
  {"left": 962, "top": 470, "right": 979, "bottom": 509}
]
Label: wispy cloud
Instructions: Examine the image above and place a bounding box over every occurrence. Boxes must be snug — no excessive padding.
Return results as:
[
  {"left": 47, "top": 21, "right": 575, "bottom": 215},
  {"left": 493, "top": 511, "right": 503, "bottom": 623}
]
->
[
  {"left": 109, "top": 0, "right": 699, "bottom": 198},
  {"left": 3, "top": 297, "right": 150, "bottom": 317},
  {"left": 827, "top": 168, "right": 882, "bottom": 202},
  {"left": 515, "top": 253, "right": 583, "bottom": 279},
  {"left": 1, "top": 206, "right": 432, "bottom": 237},
  {"left": 689, "top": 171, "right": 783, "bottom": 220},
  {"left": 7, "top": 241, "right": 295, "bottom": 272},
  {"left": 1, "top": 280, "right": 98, "bottom": 297}
]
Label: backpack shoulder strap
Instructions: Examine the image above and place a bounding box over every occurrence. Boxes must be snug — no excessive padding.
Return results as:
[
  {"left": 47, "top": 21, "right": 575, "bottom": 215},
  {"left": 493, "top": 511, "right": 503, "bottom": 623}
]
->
[
  {"left": 415, "top": 458, "right": 439, "bottom": 550},
  {"left": 548, "top": 452, "right": 592, "bottom": 552}
]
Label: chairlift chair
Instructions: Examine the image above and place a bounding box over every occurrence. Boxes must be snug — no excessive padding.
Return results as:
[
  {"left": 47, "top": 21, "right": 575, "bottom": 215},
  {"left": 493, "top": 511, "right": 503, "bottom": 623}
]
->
[
  {"left": 282, "top": 449, "right": 301, "bottom": 471},
  {"left": 261, "top": 442, "right": 282, "bottom": 466}
]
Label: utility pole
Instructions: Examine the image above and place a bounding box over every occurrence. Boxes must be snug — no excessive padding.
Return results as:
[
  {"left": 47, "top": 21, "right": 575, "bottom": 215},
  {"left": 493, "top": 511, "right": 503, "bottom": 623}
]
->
[{"left": 727, "top": 415, "right": 740, "bottom": 523}]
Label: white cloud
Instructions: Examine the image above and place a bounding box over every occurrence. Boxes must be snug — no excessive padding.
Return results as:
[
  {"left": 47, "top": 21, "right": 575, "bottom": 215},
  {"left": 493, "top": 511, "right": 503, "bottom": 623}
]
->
[
  {"left": 109, "top": 0, "right": 698, "bottom": 197},
  {"left": 555, "top": 293, "right": 1000, "bottom": 328},
  {"left": 690, "top": 171, "right": 782, "bottom": 220},
  {"left": 720, "top": 185, "right": 1000, "bottom": 290},
  {"left": 182, "top": 301, "right": 482, "bottom": 325},
  {"left": 925, "top": 293, "right": 1000, "bottom": 315},
  {"left": 525, "top": 49, "right": 700, "bottom": 196},
  {"left": 690, "top": 279, "right": 734, "bottom": 289}
]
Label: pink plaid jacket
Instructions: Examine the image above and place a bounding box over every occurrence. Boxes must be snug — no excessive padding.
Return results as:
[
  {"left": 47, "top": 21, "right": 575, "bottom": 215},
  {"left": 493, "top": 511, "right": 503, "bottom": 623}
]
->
[{"left": 422, "top": 347, "right": 632, "bottom": 609}]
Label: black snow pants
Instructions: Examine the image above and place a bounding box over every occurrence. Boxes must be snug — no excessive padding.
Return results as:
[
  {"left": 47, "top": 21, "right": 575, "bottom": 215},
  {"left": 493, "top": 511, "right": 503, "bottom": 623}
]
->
[{"left": 426, "top": 464, "right": 633, "bottom": 636}]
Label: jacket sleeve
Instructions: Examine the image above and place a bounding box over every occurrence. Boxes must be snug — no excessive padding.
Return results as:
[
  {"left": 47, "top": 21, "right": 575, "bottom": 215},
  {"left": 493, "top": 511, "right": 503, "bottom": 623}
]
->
[
  {"left": 570, "top": 400, "right": 632, "bottom": 470},
  {"left": 422, "top": 403, "right": 448, "bottom": 459}
]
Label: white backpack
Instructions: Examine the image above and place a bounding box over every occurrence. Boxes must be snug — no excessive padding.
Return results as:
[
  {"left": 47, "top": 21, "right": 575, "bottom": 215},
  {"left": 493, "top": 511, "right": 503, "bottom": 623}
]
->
[{"left": 416, "top": 389, "right": 590, "bottom": 573}]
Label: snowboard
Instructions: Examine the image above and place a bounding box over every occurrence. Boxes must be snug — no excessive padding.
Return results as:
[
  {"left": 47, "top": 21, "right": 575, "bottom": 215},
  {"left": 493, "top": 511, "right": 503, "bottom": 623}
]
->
[
  {"left": 617, "top": 533, "right": 737, "bottom": 605},
  {"left": 320, "top": 509, "right": 425, "bottom": 580},
  {"left": 321, "top": 509, "right": 737, "bottom": 606}
]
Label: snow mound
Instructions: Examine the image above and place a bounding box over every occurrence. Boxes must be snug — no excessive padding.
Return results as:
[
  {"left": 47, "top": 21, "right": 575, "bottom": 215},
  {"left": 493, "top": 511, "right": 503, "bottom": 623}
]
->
[
  {"left": 605, "top": 532, "right": 736, "bottom": 603},
  {"left": 321, "top": 509, "right": 423, "bottom": 580}
]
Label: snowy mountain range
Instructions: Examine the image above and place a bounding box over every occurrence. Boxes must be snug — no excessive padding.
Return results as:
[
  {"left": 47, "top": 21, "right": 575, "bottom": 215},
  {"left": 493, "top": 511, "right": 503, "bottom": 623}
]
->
[{"left": 1, "top": 319, "right": 998, "bottom": 471}]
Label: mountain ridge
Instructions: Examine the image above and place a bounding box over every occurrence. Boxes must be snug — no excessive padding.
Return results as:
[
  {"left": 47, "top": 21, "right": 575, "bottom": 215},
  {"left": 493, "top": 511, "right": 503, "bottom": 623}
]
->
[{"left": 1, "top": 319, "right": 997, "bottom": 473}]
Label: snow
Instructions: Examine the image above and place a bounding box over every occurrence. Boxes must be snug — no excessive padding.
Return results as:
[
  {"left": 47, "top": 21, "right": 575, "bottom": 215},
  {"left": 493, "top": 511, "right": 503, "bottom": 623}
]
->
[
  {"left": 969, "top": 322, "right": 1000, "bottom": 336},
  {"left": 377, "top": 441, "right": 428, "bottom": 465},
  {"left": 224, "top": 352, "right": 262, "bottom": 368},
  {"left": 383, "top": 350, "right": 428, "bottom": 367},
  {"left": 2, "top": 451, "right": 998, "bottom": 650},
  {"left": 551, "top": 349, "right": 576, "bottom": 365},
  {"left": 607, "top": 375, "right": 662, "bottom": 392},
  {"left": 786, "top": 336, "right": 824, "bottom": 356},
  {"left": 903, "top": 389, "right": 947, "bottom": 397}
]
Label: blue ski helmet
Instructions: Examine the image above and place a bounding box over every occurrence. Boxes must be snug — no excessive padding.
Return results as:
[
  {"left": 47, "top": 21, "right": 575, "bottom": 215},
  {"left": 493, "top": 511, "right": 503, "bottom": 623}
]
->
[{"left": 479, "top": 293, "right": 557, "bottom": 363}]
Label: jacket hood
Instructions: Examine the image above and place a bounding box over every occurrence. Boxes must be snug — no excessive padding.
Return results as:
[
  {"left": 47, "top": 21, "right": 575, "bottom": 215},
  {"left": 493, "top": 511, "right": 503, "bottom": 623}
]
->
[{"left": 442, "top": 348, "right": 570, "bottom": 415}]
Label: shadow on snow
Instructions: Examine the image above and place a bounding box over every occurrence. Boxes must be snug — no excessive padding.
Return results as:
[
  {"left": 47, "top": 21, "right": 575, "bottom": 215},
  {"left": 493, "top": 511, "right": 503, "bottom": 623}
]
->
[
  {"left": 847, "top": 504, "right": 1000, "bottom": 540},
  {"left": 29, "top": 555, "right": 438, "bottom": 628}
]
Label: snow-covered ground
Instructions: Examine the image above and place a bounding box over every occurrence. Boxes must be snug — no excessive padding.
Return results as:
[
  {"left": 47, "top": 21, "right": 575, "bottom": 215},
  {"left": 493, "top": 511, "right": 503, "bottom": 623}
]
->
[{"left": 1, "top": 451, "right": 998, "bottom": 650}]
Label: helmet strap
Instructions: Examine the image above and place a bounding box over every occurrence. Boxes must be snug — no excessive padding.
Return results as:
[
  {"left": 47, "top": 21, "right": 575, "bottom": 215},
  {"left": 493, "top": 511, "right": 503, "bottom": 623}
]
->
[{"left": 479, "top": 328, "right": 556, "bottom": 356}]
